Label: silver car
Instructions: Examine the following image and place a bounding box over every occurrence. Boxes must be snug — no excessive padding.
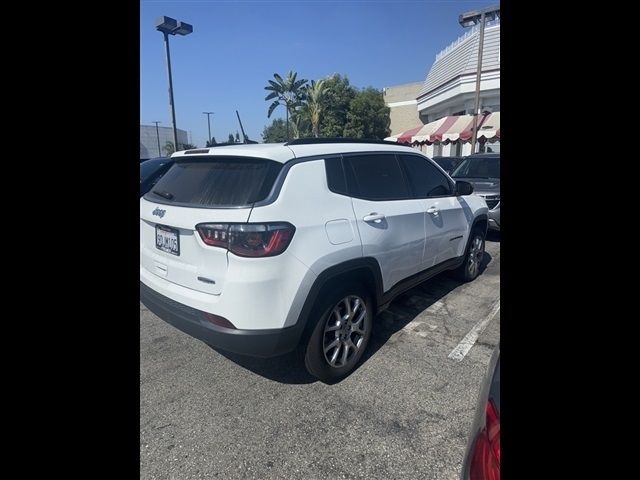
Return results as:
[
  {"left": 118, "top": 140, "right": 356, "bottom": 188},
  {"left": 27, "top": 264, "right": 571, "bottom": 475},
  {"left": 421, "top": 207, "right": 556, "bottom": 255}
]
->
[{"left": 451, "top": 153, "right": 500, "bottom": 231}]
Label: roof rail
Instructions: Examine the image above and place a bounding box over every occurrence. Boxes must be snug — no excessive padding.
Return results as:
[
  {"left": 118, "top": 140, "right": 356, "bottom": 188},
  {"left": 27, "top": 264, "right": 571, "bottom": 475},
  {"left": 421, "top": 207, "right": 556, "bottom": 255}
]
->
[
  {"left": 183, "top": 141, "right": 260, "bottom": 154},
  {"left": 285, "top": 137, "right": 400, "bottom": 146}
]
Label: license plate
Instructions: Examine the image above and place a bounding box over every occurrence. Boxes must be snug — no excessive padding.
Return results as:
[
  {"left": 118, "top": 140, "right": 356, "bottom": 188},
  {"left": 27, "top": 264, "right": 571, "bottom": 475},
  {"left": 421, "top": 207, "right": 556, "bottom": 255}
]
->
[{"left": 155, "top": 225, "right": 180, "bottom": 256}]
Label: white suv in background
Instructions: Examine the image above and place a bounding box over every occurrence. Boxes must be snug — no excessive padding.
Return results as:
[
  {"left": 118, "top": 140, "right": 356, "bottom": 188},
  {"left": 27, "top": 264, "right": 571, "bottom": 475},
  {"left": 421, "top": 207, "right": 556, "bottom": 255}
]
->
[{"left": 140, "top": 139, "right": 489, "bottom": 382}]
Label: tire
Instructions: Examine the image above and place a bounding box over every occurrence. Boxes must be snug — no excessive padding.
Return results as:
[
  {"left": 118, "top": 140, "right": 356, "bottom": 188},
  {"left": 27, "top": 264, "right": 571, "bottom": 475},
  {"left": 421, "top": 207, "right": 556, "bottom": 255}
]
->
[
  {"left": 453, "top": 228, "right": 486, "bottom": 282},
  {"left": 304, "top": 284, "right": 373, "bottom": 383}
]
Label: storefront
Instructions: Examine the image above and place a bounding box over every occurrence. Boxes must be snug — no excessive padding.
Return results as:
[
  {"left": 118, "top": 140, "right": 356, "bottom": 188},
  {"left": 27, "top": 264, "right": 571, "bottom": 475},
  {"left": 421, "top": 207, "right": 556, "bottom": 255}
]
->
[{"left": 385, "top": 112, "right": 500, "bottom": 156}]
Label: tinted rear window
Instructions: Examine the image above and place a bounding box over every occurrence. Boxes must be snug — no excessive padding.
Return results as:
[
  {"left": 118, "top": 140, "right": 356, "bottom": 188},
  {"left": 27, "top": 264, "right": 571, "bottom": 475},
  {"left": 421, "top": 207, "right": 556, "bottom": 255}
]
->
[
  {"left": 145, "top": 157, "right": 282, "bottom": 207},
  {"left": 324, "top": 157, "right": 348, "bottom": 195}
]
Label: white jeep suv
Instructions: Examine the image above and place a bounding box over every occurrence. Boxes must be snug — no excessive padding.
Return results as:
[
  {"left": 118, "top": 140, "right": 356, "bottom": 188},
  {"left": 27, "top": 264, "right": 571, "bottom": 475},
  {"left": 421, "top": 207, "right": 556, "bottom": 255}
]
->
[{"left": 140, "top": 139, "right": 489, "bottom": 382}]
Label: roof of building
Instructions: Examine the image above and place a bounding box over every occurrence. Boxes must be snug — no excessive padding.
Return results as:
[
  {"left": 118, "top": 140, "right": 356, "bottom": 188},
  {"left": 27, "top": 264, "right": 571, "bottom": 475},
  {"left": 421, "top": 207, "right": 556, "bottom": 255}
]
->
[{"left": 418, "top": 20, "right": 500, "bottom": 99}]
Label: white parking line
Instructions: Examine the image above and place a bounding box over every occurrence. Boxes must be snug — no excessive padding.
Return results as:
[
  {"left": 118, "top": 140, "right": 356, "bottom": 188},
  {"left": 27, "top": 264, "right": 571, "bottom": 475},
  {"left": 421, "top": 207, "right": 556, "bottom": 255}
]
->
[
  {"left": 448, "top": 299, "right": 500, "bottom": 362},
  {"left": 426, "top": 300, "right": 445, "bottom": 313}
]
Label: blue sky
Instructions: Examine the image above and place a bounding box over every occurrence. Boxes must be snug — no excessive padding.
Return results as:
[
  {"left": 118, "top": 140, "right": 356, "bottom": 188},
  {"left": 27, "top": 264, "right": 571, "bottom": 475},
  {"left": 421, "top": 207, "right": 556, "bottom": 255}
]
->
[{"left": 141, "top": 0, "right": 490, "bottom": 145}]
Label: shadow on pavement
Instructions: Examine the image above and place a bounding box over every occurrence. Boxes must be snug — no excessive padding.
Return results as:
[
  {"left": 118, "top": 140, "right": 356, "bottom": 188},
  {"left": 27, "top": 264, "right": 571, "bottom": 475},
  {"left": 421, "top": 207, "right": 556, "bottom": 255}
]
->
[
  {"left": 210, "top": 346, "right": 316, "bottom": 385},
  {"left": 486, "top": 230, "right": 500, "bottom": 243},
  {"left": 209, "top": 251, "right": 493, "bottom": 385}
]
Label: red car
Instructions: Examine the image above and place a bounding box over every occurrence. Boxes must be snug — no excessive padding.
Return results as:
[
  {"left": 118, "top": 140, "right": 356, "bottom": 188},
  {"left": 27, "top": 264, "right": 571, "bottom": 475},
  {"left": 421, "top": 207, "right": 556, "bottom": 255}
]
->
[{"left": 461, "top": 344, "right": 500, "bottom": 479}]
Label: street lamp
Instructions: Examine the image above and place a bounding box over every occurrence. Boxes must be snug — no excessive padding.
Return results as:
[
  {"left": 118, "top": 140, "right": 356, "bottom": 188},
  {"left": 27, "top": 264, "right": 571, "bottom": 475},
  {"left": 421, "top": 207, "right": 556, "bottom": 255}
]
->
[
  {"left": 152, "top": 121, "right": 162, "bottom": 157},
  {"left": 459, "top": 5, "right": 500, "bottom": 154},
  {"left": 155, "top": 16, "right": 193, "bottom": 153},
  {"left": 202, "top": 111, "right": 214, "bottom": 146}
]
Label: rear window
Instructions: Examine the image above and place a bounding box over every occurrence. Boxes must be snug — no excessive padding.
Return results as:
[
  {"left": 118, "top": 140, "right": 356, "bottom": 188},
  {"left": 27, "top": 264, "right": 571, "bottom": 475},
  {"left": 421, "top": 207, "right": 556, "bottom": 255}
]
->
[{"left": 144, "top": 157, "right": 282, "bottom": 207}]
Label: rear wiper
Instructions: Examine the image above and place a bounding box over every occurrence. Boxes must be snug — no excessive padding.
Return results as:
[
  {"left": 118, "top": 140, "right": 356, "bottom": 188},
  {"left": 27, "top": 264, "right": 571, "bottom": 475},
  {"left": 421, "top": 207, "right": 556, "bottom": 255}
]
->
[{"left": 152, "top": 189, "right": 174, "bottom": 200}]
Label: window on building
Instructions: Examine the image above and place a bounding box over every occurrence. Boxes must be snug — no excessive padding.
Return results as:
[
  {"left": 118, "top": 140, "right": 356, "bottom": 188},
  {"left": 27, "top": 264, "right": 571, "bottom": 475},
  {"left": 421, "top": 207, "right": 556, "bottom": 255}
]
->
[
  {"left": 454, "top": 142, "right": 463, "bottom": 156},
  {"left": 434, "top": 143, "right": 443, "bottom": 156}
]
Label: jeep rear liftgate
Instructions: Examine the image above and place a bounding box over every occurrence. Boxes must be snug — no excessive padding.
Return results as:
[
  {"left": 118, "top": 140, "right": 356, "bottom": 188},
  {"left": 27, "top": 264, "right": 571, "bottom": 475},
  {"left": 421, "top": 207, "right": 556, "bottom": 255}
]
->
[{"left": 140, "top": 157, "right": 283, "bottom": 295}]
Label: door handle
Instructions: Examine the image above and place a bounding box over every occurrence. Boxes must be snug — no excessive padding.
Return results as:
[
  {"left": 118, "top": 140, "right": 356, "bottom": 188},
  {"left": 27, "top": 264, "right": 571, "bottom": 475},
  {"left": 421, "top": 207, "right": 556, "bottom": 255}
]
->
[
  {"left": 426, "top": 206, "right": 439, "bottom": 216},
  {"left": 363, "top": 213, "right": 385, "bottom": 223}
]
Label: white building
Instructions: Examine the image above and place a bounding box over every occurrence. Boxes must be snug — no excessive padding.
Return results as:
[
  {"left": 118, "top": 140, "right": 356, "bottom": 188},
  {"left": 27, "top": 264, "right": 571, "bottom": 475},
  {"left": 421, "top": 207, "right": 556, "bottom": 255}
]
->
[
  {"left": 386, "top": 18, "right": 500, "bottom": 157},
  {"left": 140, "top": 124, "right": 188, "bottom": 159},
  {"left": 418, "top": 19, "right": 500, "bottom": 157}
]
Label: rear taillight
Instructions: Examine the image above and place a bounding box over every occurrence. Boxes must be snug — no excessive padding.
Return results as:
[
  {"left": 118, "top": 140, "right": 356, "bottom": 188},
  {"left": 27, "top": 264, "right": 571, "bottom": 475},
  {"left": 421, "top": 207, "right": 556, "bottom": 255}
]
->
[
  {"left": 196, "top": 223, "right": 295, "bottom": 257},
  {"left": 197, "top": 224, "right": 229, "bottom": 248},
  {"left": 470, "top": 399, "right": 500, "bottom": 480}
]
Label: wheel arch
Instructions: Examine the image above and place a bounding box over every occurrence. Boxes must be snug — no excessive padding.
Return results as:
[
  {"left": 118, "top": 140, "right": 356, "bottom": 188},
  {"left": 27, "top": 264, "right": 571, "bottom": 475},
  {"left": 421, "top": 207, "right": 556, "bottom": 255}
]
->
[
  {"left": 294, "top": 257, "right": 383, "bottom": 345},
  {"left": 472, "top": 213, "right": 489, "bottom": 237}
]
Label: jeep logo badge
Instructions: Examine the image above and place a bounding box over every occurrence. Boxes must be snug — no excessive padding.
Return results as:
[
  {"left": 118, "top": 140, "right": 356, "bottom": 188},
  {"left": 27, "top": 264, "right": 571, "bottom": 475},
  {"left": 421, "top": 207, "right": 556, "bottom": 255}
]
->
[{"left": 152, "top": 208, "right": 166, "bottom": 218}]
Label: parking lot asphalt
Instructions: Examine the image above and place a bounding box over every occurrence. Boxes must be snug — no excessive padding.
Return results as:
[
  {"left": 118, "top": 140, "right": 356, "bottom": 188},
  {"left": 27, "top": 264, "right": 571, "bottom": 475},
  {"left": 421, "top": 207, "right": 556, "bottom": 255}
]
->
[{"left": 140, "top": 234, "right": 500, "bottom": 479}]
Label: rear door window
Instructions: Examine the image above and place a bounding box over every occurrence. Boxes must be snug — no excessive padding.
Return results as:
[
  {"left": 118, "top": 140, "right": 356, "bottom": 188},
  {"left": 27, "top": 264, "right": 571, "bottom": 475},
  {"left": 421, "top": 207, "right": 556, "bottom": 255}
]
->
[
  {"left": 344, "top": 154, "right": 410, "bottom": 200},
  {"left": 145, "top": 157, "right": 282, "bottom": 207}
]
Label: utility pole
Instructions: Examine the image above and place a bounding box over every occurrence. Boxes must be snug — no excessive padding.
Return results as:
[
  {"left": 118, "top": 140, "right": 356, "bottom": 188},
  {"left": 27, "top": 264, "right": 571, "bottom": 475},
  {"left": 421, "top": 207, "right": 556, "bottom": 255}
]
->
[
  {"left": 152, "top": 121, "right": 162, "bottom": 157},
  {"left": 203, "top": 111, "right": 214, "bottom": 145}
]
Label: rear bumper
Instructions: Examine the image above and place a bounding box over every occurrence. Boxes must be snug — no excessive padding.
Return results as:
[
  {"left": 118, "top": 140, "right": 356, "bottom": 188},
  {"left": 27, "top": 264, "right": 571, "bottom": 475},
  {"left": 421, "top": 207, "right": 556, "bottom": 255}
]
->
[{"left": 140, "top": 282, "right": 302, "bottom": 358}]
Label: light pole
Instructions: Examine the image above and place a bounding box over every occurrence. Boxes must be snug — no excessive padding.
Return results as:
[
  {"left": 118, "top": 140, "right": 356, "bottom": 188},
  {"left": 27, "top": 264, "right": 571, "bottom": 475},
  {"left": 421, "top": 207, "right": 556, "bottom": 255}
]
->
[
  {"left": 203, "top": 112, "right": 214, "bottom": 145},
  {"left": 459, "top": 5, "right": 500, "bottom": 154},
  {"left": 155, "top": 16, "right": 193, "bottom": 153},
  {"left": 152, "top": 121, "right": 162, "bottom": 157}
]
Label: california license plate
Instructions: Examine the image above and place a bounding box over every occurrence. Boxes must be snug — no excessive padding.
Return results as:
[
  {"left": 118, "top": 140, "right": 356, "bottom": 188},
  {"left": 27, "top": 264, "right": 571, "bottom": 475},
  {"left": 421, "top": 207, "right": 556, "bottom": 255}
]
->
[{"left": 155, "top": 225, "right": 180, "bottom": 256}]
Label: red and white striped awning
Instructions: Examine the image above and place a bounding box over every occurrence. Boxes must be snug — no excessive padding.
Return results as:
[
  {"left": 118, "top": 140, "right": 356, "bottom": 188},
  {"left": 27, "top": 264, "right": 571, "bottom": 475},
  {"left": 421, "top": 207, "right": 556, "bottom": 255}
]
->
[{"left": 386, "top": 112, "right": 500, "bottom": 145}]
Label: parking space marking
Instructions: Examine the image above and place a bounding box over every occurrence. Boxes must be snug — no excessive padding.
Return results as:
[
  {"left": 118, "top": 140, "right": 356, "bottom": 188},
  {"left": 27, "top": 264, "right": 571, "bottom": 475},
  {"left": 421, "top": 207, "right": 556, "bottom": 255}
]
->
[
  {"left": 448, "top": 299, "right": 500, "bottom": 362},
  {"left": 403, "top": 320, "right": 425, "bottom": 331},
  {"left": 426, "top": 300, "right": 445, "bottom": 313}
]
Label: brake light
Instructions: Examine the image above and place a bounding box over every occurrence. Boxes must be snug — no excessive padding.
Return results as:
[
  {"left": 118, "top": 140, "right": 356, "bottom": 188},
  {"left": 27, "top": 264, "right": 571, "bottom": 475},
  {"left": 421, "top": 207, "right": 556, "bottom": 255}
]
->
[
  {"left": 469, "top": 399, "right": 500, "bottom": 480},
  {"left": 197, "top": 224, "right": 228, "bottom": 248},
  {"left": 196, "top": 223, "right": 295, "bottom": 257}
]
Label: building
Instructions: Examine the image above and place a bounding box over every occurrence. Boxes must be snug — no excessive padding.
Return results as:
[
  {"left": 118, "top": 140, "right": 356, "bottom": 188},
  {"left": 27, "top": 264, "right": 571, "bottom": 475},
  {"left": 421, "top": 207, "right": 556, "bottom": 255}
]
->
[
  {"left": 417, "top": 19, "right": 500, "bottom": 123},
  {"left": 383, "top": 82, "right": 423, "bottom": 136},
  {"left": 140, "top": 124, "right": 188, "bottom": 159},
  {"left": 386, "top": 18, "right": 500, "bottom": 157}
]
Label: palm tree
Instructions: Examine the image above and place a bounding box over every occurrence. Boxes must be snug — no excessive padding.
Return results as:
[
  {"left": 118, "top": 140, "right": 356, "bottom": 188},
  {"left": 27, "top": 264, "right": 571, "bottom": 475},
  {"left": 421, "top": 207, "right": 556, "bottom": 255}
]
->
[
  {"left": 163, "top": 141, "right": 196, "bottom": 155},
  {"left": 264, "top": 71, "right": 308, "bottom": 140},
  {"left": 304, "top": 79, "right": 329, "bottom": 137},
  {"left": 163, "top": 141, "right": 175, "bottom": 156}
]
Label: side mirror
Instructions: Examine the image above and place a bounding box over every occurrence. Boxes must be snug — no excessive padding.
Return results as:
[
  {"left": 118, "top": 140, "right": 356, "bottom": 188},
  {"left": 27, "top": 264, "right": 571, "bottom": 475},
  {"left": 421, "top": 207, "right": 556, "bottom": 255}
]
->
[{"left": 456, "top": 180, "right": 474, "bottom": 196}]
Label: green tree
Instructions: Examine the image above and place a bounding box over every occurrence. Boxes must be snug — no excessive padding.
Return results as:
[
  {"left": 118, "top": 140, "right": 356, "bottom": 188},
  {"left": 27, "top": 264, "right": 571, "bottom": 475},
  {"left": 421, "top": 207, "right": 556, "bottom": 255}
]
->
[
  {"left": 163, "top": 141, "right": 198, "bottom": 154},
  {"left": 343, "top": 88, "right": 391, "bottom": 139},
  {"left": 304, "top": 79, "right": 329, "bottom": 137},
  {"left": 261, "top": 118, "right": 288, "bottom": 143},
  {"left": 264, "top": 71, "right": 308, "bottom": 140},
  {"left": 228, "top": 133, "right": 235, "bottom": 143},
  {"left": 205, "top": 137, "right": 217, "bottom": 147},
  {"left": 235, "top": 132, "right": 241, "bottom": 143},
  {"left": 319, "top": 74, "right": 356, "bottom": 137},
  {"left": 163, "top": 141, "right": 175, "bottom": 156}
]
